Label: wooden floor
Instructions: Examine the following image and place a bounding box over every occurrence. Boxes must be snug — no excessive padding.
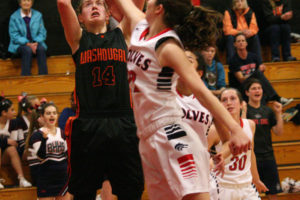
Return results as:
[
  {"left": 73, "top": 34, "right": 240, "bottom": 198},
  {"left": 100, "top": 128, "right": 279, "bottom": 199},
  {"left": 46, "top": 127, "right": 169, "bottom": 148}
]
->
[
  {"left": 0, "top": 43, "right": 300, "bottom": 199},
  {"left": 261, "top": 192, "right": 300, "bottom": 200},
  {"left": 0, "top": 187, "right": 37, "bottom": 200}
]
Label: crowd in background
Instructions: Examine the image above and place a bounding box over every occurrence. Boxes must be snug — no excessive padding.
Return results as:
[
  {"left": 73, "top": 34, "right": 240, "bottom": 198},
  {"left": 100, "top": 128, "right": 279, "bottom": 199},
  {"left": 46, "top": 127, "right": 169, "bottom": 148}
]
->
[{"left": 0, "top": 0, "right": 299, "bottom": 200}]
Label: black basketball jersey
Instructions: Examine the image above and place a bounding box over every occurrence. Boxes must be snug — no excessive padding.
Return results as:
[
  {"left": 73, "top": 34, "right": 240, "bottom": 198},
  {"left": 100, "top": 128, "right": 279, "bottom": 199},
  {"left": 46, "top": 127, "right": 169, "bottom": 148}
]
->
[{"left": 72, "top": 28, "right": 133, "bottom": 118}]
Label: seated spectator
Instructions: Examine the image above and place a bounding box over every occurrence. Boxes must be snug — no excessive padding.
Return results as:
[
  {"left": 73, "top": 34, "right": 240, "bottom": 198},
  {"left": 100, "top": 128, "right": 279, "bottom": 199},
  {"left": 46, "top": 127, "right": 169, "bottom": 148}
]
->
[
  {"left": 8, "top": 0, "right": 48, "bottom": 76},
  {"left": 0, "top": 97, "right": 32, "bottom": 188},
  {"left": 58, "top": 92, "right": 76, "bottom": 131},
  {"left": 201, "top": 45, "right": 226, "bottom": 96},
  {"left": 244, "top": 78, "right": 283, "bottom": 199},
  {"left": 223, "top": 0, "right": 262, "bottom": 63},
  {"left": 261, "top": 0, "right": 296, "bottom": 62},
  {"left": 228, "top": 33, "right": 293, "bottom": 106}
]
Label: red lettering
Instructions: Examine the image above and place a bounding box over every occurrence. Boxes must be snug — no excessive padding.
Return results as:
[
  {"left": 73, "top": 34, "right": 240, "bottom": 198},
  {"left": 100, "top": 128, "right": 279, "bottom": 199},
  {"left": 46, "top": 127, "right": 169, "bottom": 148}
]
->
[
  {"left": 102, "top": 49, "right": 107, "bottom": 61},
  {"left": 87, "top": 50, "right": 92, "bottom": 63},
  {"left": 92, "top": 49, "right": 97, "bottom": 62},
  {"left": 80, "top": 52, "right": 86, "bottom": 64},
  {"left": 113, "top": 48, "right": 118, "bottom": 61},
  {"left": 108, "top": 48, "right": 113, "bottom": 60},
  {"left": 97, "top": 48, "right": 102, "bottom": 61}
]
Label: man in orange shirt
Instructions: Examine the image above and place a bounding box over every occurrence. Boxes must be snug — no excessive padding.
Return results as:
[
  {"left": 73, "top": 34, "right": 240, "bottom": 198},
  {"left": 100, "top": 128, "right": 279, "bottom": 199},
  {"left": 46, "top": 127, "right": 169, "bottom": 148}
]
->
[{"left": 223, "top": 0, "right": 262, "bottom": 63}]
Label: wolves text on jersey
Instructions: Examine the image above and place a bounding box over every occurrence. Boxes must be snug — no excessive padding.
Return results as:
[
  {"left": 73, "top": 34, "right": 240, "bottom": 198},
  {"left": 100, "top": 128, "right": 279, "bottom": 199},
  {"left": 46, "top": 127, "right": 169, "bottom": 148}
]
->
[
  {"left": 128, "top": 49, "right": 151, "bottom": 71},
  {"left": 80, "top": 48, "right": 126, "bottom": 64},
  {"left": 181, "top": 108, "right": 210, "bottom": 125}
]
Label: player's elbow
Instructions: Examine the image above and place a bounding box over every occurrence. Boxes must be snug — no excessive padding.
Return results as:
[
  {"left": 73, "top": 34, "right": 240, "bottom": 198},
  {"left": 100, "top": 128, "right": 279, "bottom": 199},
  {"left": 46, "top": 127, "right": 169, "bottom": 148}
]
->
[{"left": 57, "top": 0, "right": 68, "bottom": 9}]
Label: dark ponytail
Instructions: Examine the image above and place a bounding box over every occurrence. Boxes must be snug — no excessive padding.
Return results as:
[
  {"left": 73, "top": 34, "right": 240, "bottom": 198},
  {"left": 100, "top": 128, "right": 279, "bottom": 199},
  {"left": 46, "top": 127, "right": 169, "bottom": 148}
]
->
[
  {"left": 156, "top": 0, "right": 192, "bottom": 29},
  {"left": 24, "top": 99, "right": 48, "bottom": 151},
  {"left": 25, "top": 110, "right": 41, "bottom": 151},
  {"left": 156, "top": 0, "right": 223, "bottom": 51},
  {"left": 175, "top": 6, "right": 223, "bottom": 51},
  {"left": 0, "top": 97, "right": 13, "bottom": 116}
]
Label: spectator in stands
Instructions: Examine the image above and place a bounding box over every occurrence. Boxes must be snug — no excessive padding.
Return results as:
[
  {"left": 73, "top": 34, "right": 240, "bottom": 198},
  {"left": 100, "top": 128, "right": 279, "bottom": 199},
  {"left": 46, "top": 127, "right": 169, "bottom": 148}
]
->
[
  {"left": 245, "top": 78, "right": 283, "bottom": 200},
  {"left": 228, "top": 33, "right": 293, "bottom": 106},
  {"left": 223, "top": 0, "right": 262, "bottom": 63},
  {"left": 58, "top": 92, "right": 76, "bottom": 131},
  {"left": 16, "top": 93, "right": 40, "bottom": 158},
  {"left": 261, "top": 0, "right": 296, "bottom": 62},
  {"left": 8, "top": 0, "right": 48, "bottom": 76},
  {"left": 0, "top": 97, "right": 32, "bottom": 189},
  {"left": 201, "top": 45, "right": 226, "bottom": 96},
  {"left": 30, "top": 102, "right": 68, "bottom": 199}
]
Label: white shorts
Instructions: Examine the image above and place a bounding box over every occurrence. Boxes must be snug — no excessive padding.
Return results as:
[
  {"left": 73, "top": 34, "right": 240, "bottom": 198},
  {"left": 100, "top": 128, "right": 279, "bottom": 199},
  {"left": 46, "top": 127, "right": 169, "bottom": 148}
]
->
[
  {"left": 219, "top": 182, "right": 261, "bottom": 200},
  {"left": 209, "top": 172, "right": 219, "bottom": 200},
  {"left": 139, "top": 121, "right": 210, "bottom": 200}
]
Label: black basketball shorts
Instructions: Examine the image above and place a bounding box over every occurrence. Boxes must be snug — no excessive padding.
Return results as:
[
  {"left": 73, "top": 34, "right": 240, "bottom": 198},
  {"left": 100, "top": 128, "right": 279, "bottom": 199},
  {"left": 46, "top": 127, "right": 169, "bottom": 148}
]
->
[{"left": 68, "top": 116, "right": 144, "bottom": 199}]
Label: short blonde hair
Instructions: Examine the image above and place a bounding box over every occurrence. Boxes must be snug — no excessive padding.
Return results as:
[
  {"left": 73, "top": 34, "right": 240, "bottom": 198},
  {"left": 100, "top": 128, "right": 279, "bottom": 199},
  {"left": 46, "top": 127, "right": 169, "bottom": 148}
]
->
[{"left": 232, "top": 0, "right": 248, "bottom": 10}]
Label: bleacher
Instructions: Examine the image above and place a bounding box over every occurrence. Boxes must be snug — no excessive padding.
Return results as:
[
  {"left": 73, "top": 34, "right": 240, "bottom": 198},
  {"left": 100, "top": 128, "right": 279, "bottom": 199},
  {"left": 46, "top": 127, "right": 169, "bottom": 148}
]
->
[{"left": 0, "top": 44, "right": 300, "bottom": 199}]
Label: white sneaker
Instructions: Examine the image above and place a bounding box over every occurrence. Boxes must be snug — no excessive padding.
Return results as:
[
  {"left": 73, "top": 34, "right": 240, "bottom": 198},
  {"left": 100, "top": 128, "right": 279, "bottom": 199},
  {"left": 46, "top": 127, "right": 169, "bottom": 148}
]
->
[
  {"left": 0, "top": 178, "right": 5, "bottom": 189},
  {"left": 95, "top": 194, "right": 102, "bottom": 200},
  {"left": 19, "top": 177, "right": 32, "bottom": 187},
  {"left": 280, "top": 97, "right": 294, "bottom": 107}
]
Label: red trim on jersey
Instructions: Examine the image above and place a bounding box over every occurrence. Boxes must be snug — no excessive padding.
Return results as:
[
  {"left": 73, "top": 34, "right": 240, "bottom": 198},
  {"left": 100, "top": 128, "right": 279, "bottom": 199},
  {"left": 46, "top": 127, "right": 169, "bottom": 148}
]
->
[
  {"left": 139, "top": 27, "right": 172, "bottom": 41},
  {"left": 176, "top": 89, "right": 183, "bottom": 98},
  {"left": 74, "top": 88, "right": 80, "bottom": 118},
  {"left": 65, "top": 115, "right": 77, "bottom": 190},
  {"left": 71, "top": 57, "right": 80, "bottom": 117},
  {"left": 191, "top": 0, "right": 201, "bottom": 6},
  {"left": 176, "top": 89, "right": 196, "bottom": 99},
  {"left": 129, "top": 87, "right": 133, "bottom": 108},
  {"left": 240, "top": 118, "right": 244, "bottom": 128}
]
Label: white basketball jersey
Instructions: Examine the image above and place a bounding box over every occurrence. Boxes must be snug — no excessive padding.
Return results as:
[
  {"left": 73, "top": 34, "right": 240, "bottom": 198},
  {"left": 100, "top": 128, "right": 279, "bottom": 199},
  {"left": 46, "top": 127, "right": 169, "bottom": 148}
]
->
[
  {"left": 217, "top": 119, "right": 253, "bottom": 185},
  {"left": 176, "top": 93, "right": 213, "bottom": 148},
  {"left": 128, "top": 19, "right": 183, "bottom": 138}
]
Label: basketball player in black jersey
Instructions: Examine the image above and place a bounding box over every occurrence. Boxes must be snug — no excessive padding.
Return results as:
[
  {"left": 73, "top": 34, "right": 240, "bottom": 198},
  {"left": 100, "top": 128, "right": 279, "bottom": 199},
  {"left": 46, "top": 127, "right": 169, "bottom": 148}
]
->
[{"left": 57, "top": 0, "right": 144, "bottom": 199}]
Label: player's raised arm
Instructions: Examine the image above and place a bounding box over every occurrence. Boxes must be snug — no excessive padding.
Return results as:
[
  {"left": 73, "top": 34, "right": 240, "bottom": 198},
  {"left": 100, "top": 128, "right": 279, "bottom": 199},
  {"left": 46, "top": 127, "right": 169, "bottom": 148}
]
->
[
  {"left": 157, "top": 41, "right": 251, "bottom": 155},
  {"left": 207, "top": 119, "right": 231, "bottom": 176},
  {"left": 57, "top": 0, "right": 82, "bottom": 53},
  {"left": 108, "top": 0, "right": 145, "bottom": 33}
]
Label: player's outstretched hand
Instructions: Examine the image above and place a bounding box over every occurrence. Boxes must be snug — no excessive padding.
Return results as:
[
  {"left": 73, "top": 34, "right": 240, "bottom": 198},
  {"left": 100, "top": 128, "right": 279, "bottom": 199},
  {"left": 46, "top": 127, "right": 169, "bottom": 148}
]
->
[
  {"left": 212, "top": 153, "right": 225, "bottom": 177},
  {"left": 229, "top": 129, "right": 251, "bottom": 156}
]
